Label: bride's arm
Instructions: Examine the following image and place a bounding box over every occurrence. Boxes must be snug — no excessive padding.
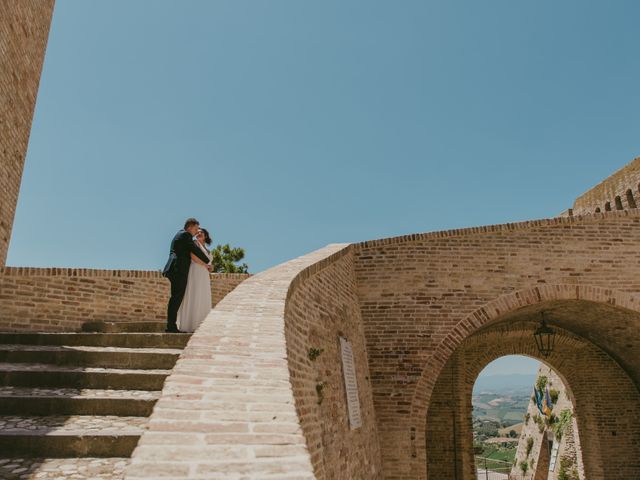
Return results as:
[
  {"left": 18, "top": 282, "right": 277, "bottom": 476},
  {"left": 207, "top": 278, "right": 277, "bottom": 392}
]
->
[{"left": 191, "top": 253, "right": 210, "bottom": 270}]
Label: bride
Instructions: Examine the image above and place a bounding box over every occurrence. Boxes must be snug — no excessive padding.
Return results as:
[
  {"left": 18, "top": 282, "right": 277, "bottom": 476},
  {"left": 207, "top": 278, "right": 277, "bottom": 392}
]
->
[{"left": 176, "top": 228, "right": 213, "bottom": 332}]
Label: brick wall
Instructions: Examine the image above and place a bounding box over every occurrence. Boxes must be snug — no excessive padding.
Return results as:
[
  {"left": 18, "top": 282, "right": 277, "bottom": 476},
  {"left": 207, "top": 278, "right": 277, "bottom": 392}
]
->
[
  {"left": 572, "top": 157, "right": 640, "bottom": 215},
  {"left": 0, "top": 267, "right": 249, "bottom": 332},
  {"left": 127, "top": 212, "right": 640, "bottom": 480},
  {"left": 0, "top": 0, "right": 55, "bottom": 266},
  {"left": 284, "top": 250, "right": 382, "bottom": 479},
  {"left": 353, "top": 211, "right": 640, "bottom": 479}
]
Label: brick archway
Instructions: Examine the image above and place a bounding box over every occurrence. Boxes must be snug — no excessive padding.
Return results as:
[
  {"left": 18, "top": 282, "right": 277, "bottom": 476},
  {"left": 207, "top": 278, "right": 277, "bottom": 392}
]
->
[
  {"left": 409, "top": 285, "right": 640, "bottom": 479},
  {"left": 423, "top": 323, "right": 636, "bottom": 479}
]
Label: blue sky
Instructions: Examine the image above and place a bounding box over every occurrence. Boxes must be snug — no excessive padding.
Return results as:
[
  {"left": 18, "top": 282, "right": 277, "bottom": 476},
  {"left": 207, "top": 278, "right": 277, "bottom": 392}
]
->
[
  {"left": 8, "top": 0, "right": 640, "bottom": 274},
  {"left": 479, "top": 355, "right": 539, "bottom": 377}
]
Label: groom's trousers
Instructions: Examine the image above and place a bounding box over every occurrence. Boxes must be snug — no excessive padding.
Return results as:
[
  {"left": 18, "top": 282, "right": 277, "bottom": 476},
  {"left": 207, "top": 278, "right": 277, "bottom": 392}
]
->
[{"left": 167, "top": 274, "right": 188, "bottom": 330}]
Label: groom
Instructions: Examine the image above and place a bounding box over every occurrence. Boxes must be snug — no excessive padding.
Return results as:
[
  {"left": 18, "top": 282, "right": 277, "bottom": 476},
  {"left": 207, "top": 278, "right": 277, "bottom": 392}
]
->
[{"left": 163, "top": 218, "right": 212, "bottom": 333}]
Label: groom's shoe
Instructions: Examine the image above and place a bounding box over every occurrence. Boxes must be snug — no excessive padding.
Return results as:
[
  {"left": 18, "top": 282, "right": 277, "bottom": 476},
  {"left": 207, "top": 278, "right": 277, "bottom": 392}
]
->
[{"left": 165, "top": 327, "right": 181, "bottom": 333}]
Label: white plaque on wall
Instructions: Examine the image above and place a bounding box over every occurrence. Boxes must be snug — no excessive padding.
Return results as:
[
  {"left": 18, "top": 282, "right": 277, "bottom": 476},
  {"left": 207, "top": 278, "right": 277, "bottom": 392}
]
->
[{"left": 339, "top": 336, "right": 362, "bottom": 429}]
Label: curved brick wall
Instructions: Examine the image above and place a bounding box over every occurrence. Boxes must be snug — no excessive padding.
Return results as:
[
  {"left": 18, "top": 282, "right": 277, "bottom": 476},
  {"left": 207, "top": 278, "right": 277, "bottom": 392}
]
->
[
  {"left": 284, "top": 248, "right": 382, "bottom": 479},
  {"left": 0, "top": 267, "right": 249, "bottom": 331},
  {"left": 127, "top": 243, "right": 384, "bottom": 479}
]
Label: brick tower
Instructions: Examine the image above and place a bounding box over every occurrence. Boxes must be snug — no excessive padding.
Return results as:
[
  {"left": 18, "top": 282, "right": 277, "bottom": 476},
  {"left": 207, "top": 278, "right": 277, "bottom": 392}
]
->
[{"left": 0, "top": 1, "right": 55, "bottom": 265}]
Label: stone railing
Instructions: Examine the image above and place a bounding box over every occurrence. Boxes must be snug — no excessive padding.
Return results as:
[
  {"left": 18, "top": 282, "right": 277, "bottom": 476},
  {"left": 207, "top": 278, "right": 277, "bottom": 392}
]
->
[
  {"left": 126, "top": 243, "right": 382, "bottom": 479},
  {"left": 0, "top": 267, "right": 249, "bottom": 332}
]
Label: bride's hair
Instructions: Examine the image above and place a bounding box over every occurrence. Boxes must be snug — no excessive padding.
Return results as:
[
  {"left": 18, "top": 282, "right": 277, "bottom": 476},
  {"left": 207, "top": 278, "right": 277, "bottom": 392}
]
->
[{"left": 200, "top": 228, "right": 212, "bottom": 246}]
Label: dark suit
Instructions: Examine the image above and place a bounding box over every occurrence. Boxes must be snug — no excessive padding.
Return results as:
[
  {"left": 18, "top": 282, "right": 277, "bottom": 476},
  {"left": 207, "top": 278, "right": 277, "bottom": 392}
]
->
[{"left": 163, "top": 230, "right": 211, "bottom": 331}]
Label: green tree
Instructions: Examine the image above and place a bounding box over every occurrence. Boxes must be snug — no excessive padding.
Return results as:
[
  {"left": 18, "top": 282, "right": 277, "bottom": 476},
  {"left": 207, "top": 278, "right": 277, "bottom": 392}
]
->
[{"left": 210, "top": 244, "right": 249, "bottom": 273}]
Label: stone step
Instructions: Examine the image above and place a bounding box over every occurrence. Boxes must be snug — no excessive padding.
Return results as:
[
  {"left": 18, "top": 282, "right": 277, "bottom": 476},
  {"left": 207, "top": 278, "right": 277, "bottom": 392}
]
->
[
  {"left": 82, "top": 321, "right": 167, "bottom": 333},
  {"left": 0, "top": 332, "right": 191, "bottom": 349},
  {"left": 0, "top": 415, "right": 146, "bottom": 458},
  {"left": 0, "top": 387, "right": 160, "bottom": 416},
  {"left": 0, "top": 457, "right": 129, "bottom": 479},
  {"left": 0, "top": 363, "right": 170, "bottom": 390},
  {"left": 0, "top": 344, "right": 182, "bottom": 370}
]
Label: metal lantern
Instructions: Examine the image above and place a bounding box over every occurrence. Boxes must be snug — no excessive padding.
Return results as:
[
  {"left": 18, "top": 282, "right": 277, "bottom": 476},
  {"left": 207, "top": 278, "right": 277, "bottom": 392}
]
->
[{"left": 534, "top": 312, "right": 556, "bottom": 357}]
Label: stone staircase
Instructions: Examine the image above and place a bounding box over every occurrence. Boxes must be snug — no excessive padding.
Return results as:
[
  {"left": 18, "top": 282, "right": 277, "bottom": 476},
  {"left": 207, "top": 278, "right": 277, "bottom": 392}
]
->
[{"left": 0, "top": 322, "right": 189, "bottom": 479}]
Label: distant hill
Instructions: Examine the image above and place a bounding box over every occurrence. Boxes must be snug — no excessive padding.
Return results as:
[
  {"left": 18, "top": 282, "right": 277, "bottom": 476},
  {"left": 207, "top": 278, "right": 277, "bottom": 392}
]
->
[{"left": 473, "top": 373, "right": 536, "bottom": 394}]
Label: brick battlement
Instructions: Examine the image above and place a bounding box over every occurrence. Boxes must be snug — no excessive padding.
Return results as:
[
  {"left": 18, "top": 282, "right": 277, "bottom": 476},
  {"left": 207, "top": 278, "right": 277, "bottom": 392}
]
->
[{"left": 572, "top": 156, "right": 640, "bottom": 215}]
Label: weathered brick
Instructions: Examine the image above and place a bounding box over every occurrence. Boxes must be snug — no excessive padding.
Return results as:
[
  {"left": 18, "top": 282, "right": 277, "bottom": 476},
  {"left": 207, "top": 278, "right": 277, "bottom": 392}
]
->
[{"left": 0, "top": 1, "right": 54, "bottom": 266}]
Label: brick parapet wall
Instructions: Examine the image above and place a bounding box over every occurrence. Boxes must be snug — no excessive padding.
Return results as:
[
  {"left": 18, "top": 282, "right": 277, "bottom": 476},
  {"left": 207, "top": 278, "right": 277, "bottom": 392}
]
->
[
  {"left": 572, "top": 157, "right": 640, "bottom": 215},
  {"left": 0, "top": 268, "right": 249, "bottom": 332},
  {"left": 355, "top": 208, "right": 637, "bottom": 250},
  {"left": 126, "top": 243, "right": 378, "bottom": 479},
  {"left": 0, "top": 0, "right": 55, "bottom": 266}
]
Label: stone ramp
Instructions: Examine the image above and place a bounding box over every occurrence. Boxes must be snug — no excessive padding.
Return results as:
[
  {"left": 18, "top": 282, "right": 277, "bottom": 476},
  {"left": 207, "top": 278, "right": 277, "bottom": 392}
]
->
[{"left": 0, "top": 322, "right": 189, "bottom": 479}]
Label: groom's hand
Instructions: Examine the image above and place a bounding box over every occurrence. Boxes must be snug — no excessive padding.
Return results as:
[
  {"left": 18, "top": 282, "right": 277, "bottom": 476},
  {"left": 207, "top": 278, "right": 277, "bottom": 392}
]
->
[{"left": 207, "top": 265, "right": 213, "bottom": 272}]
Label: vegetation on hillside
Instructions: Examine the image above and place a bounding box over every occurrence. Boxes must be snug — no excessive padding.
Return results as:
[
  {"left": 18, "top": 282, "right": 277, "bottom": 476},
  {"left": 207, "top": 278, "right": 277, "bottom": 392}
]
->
[{"left": 472, "top": 389, "right": 529, "bottom": 467}]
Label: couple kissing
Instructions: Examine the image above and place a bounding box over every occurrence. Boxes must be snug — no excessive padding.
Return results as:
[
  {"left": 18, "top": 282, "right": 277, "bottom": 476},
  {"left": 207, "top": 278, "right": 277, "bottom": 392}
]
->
[{"left": 162, "top": 217, "right": 213, "bottom": 333}]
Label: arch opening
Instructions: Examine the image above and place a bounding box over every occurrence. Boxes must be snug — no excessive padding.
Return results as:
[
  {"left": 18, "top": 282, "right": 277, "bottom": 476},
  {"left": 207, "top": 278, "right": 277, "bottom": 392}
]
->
[
  {"left": 470, "top": 356, "right": 584, "bottom": 479},
  {"left": 422, "top": 300, "right": 640, "bottom": 480},
  {"left": 626, "top": 189, "right": 637, "bottom": 209},
  {"left": 472, "top": 355, "right": 541, "bottom": 478}
]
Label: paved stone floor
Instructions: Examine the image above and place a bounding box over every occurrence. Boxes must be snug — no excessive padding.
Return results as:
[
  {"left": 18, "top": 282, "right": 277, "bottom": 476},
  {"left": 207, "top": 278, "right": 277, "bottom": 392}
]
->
[
  {"left": 0, "top": 386, "right": 161, "bottom": 399},
  {"left": 0, "top": 344, "right": 182, "bottom": 354},
  {"left": 0, "top": 362, "right": 171, "bottom": 375},
  {"left": 0, "top": 457, "right": 128, "bottom": 479},
  {"left": 0, "top": 415, "right": 148, "bottom": 432}
]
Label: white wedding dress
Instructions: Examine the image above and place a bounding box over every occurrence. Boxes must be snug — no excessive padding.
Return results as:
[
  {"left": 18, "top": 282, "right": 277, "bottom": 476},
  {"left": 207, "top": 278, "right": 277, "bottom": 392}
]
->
[{"left": 176, "top": 242, "right": 213, "bottom": 333}]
